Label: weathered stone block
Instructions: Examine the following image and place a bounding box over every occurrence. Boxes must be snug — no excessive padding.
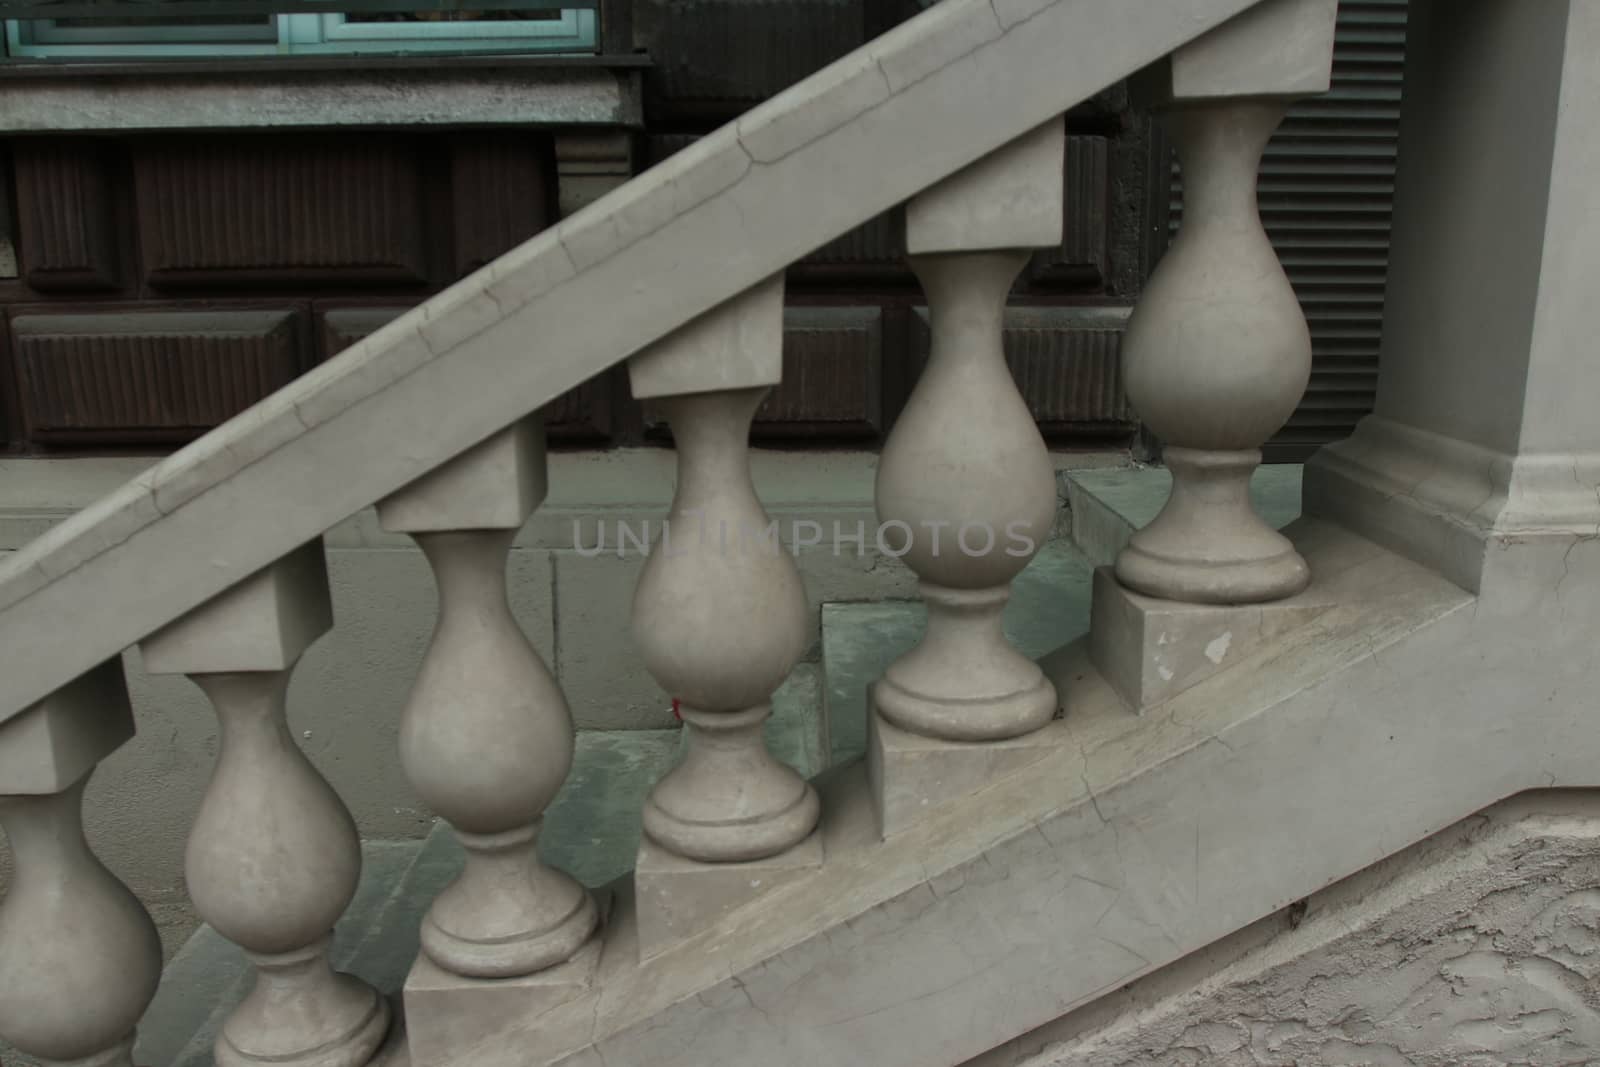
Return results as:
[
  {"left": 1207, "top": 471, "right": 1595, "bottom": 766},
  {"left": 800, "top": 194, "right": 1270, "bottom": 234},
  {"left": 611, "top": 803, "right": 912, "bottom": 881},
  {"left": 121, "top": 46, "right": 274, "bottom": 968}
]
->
[
  {"left": 1087, "top": 565, "right": 1330, "bottom": 711},
  {"left": 1134, "top": 0, "right": 1337, "bottom": 103},
  {"left": 0, "top": 659, "right": 133, "bottom": 794},
  {"left": 633, "top": 830, "right": 823, "bottom": 960},
  {"left": 905, "top": 118, "right": 1065, "bottom": 255},
  {"left": 867, "top": 706, "right": 1065, "bottom": 838},
  {"left": 377, "top": 419, "right": 547, "bottom": 534},
  {"left": 404, "top": 908, "right": 606, "bottom": 1067},
  {"left": 628, "top": 274, "right": 785, "bottom": 399},
  {"left": 141, "top": 541, "right": 332, "bottom": 675}
]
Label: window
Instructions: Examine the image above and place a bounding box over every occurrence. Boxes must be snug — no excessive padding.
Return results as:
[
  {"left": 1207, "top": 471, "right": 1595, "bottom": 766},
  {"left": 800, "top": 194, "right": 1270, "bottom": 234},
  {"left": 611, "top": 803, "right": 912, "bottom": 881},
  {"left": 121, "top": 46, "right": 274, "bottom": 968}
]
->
[{"left": 5, "top": 8, "right": 597, "bottom": 58}]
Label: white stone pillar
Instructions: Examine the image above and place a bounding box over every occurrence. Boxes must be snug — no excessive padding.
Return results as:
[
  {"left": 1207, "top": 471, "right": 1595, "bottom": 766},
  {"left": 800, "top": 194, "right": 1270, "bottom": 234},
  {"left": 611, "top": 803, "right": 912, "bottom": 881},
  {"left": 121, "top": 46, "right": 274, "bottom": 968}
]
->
[
  {"left": 0, "top": 662, "right": 162, "bottom": 1067},
  {"left": 628, "top": 274, "right": 820, "bottom": 864},
  {"left": 1305, "top": 0, "right": 1600, "bottom": 604},
  {"left": 377, "top": 418, "right": 597, "bottom": 978},
  {"left": 142, "top": 543, "right": 390, "bottom": 1067},
  {"left": 872, "top": 119, "right": 1064, "bottom": 742},
  {"left": 1115, "top": 0, "right": 1337, "bottom": 604}
]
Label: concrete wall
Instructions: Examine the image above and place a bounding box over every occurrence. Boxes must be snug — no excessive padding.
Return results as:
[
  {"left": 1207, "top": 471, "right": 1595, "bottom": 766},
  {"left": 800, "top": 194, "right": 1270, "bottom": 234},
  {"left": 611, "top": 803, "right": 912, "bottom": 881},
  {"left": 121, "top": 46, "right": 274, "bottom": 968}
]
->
[
  {"left": 973, "top": 790, "right": 1600, "bottom": 1067},
  {"left": 0, "top": 449, "right": 1111, "bottom": 953}
]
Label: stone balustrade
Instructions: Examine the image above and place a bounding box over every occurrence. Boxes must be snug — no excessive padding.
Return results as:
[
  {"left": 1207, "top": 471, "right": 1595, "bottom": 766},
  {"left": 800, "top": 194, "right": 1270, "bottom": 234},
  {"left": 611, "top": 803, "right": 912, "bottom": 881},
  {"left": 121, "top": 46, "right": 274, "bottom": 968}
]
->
[
  {"left": 1113, "top": 0, "right": 1337, "bottom": 605},
  {"left": 0, "top": 663, "right": 161, "bottom": 1067},
  {"left": 628, "top": 275, "right": 820, "bottom": 866},
  {"left": 377, "top": 419, "right": 599, "bottom": 981},
  {"left": 141, "top": 543, "right": 391, "bottom": 1067},
  {"left": 0, "top": 0, "right": 1359, "bottom": 1060},
  {"left": 872, "top": 119, "right": 1066, "bottom": 744}
]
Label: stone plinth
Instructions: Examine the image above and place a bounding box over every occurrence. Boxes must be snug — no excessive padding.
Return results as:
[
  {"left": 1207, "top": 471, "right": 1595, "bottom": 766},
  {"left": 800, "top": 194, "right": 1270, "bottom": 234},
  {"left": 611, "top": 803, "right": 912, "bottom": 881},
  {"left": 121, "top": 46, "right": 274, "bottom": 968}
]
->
[
  {"left": 403, "top": 892, "right": 610, "bottom": 1067},
  {"left": 1088, "top": 566, "right": 1330, "bottom": 711},
  {"left": 867, "top": 705, "right": 1065, "bottom": 839},
  {"left": 633, "top": 831, "right": 823, "bottom": 961}
]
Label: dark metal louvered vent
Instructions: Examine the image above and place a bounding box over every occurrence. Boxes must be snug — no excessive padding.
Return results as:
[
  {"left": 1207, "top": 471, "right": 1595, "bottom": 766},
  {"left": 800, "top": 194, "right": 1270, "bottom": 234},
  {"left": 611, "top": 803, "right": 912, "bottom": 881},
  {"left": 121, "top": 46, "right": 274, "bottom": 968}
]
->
[{"left": 1171, "top": 0, "right": 1407, "bottom": 461}]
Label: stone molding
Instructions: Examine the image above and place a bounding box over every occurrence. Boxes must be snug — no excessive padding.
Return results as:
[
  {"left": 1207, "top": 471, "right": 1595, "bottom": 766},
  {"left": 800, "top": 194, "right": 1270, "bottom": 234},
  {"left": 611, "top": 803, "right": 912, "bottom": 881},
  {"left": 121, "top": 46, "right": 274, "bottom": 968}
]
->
[
  {"left": 1306, "top": 413, "right": 1600, "bottom": 593},
  {"left": 0, "top": 65, "right": 644, "bottom": 133}
]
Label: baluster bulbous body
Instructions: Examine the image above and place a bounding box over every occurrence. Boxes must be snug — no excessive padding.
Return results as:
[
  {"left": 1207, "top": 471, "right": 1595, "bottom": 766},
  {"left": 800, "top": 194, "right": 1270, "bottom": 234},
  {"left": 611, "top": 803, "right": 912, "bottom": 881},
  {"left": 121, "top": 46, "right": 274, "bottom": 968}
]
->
[
  {"left": 0, "top": 777, "right": 161, "bottom": 1067},
  {"left": 634, "top": 387, "right": 818, "bottom": 862},
  {"left": 1117, "top": 100, "right": 1312, "bottom": 603},
  {"left": 188, "top": 670, "right": 390, "bottom": 1067},
  {"left": 873, "top": 250, "right": 1059, "bottom": 741},
  {"left": 403, "top": 528, "right": 596, "bottom": 976}
]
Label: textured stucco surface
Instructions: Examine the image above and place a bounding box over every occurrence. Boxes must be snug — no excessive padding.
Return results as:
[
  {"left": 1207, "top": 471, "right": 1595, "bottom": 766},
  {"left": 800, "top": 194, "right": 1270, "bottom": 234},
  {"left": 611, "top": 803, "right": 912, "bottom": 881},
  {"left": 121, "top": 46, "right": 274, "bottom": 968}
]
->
[{"left": 978, "top": 791, "right": 1600, "bottom": 1067}]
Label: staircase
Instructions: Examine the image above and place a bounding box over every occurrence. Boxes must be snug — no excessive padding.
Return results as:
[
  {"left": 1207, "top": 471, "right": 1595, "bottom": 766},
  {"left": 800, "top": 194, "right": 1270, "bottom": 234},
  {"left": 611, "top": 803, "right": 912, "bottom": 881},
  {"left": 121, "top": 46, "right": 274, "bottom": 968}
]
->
[{"left": 3, "top": 0, "right": 1600, "bottom": 1065}]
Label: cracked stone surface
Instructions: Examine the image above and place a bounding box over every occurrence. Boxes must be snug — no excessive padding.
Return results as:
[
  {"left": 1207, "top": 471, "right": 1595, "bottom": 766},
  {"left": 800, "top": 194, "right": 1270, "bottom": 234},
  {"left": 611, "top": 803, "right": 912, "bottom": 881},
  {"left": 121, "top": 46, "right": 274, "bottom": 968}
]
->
[
  {"left": 978, "top": 792, "right": 1600, "bottom": 1067},
  {"left": 413, "top": 514, "right": 1600, "bottom": 1067}
]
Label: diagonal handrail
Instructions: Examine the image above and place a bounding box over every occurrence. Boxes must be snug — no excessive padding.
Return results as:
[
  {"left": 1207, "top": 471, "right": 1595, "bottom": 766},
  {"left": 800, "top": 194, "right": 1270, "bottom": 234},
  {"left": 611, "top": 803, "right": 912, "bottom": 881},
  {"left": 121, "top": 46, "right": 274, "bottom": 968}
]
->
[{"left": 0, "top": 0, "right": 1264, "bottom": 721}]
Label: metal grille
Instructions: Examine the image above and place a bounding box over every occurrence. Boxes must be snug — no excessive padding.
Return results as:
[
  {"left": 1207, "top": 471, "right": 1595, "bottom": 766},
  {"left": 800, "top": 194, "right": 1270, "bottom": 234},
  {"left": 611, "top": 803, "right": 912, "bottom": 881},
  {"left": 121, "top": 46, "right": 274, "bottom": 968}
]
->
[{"left": 1172, "top": 0, "right": 1408, "bottom": 460}]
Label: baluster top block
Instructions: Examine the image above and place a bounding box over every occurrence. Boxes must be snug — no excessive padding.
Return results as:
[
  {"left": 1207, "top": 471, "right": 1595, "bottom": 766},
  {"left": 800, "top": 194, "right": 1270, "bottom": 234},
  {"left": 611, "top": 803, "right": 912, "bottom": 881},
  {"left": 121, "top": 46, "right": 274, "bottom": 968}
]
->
[
  {"left": 905, "top": 118, "right": 1065, "bottom": 255},
  {"left": 629, "top": 275, "right": 786, "bottom": 399},
  {"left": 141, "top": 541, "right": 333, "bottom": 675},
  {"left": 1134, "top": 0, "right": 1337, "bottom": 104},
  {"left": 378, "top": 418, "right": 548, "bottom": 533},
  {"left": 0, "top": 660, "right": 134, "bottom": 794}
]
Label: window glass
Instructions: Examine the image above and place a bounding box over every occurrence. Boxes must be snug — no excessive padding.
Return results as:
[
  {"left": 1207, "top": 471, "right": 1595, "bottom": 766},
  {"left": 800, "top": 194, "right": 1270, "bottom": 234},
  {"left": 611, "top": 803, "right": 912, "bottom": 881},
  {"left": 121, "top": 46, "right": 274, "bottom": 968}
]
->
[
  {"left": 6, "top": 7, "right": 596, "bottom": 57},
  {"left": 343, "top": 10, "right": 562, "bottom": 21}
]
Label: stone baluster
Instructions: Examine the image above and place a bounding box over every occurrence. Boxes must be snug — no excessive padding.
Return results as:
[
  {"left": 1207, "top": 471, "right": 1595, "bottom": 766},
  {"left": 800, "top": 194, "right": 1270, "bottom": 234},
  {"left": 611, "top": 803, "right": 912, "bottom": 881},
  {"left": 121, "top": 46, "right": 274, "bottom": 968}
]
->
[
  {"left": 872, "top": 119, "right": 1065, "bottom": 742},
  {"left": 0, "top": 662, "right": 162, "bottom": 1067},
  {"left": 141, "top": 542, "right": 390, "bottom": 1067},
  {"left": 1115, "top": 0, "right": 1337, "bottom": 604},
  {"left": 377, "top": 418, "right": 597, "bottom": 978},
  {"left": 629, "top": 274, "right": 819, "bottom": 864}
]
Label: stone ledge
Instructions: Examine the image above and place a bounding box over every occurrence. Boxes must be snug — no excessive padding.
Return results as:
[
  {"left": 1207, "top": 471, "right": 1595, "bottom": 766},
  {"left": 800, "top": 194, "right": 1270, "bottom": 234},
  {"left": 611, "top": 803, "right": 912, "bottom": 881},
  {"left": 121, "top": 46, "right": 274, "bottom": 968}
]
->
[{"left": 0, "top": 63, "right": 643, "bottom": 133}]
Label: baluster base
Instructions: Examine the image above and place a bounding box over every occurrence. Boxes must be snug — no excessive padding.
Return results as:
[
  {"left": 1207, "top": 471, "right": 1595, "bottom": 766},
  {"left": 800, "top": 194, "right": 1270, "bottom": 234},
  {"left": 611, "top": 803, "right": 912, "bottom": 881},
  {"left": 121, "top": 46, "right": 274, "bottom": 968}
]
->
[
  {"left": 634, "top": 829, "right": 822, "bottom": 960},
  {"left": 216, "top": 938, "right": 390, "bottom": 1067},
  {"left": 1089, "top": 565, "right": 1333, "bottom": 711},
  {"left": 406, "top": 895, "right": 608, "bottom": 1067},
  {"left": 642, "top": 705, "right": 820, "bottom": 864},
  {"left": 1115, "top": 448, "right": 1310, "bottom": 605},
  {"left": 867, "top": 706, "right": 1067, "bottom": 838},
  {"left": 421, "top": 822, "right": 598, "bottom": 979},
  {"left": 873, "top": 583, "right": 1057, "bottom": 742}
]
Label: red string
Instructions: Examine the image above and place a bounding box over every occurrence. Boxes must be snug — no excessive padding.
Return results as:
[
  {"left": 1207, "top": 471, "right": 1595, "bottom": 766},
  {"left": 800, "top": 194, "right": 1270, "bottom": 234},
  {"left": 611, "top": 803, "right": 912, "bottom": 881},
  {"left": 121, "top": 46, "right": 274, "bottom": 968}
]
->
[{"left": 671, "top": 698, "right": 682, "bottom": 722}]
